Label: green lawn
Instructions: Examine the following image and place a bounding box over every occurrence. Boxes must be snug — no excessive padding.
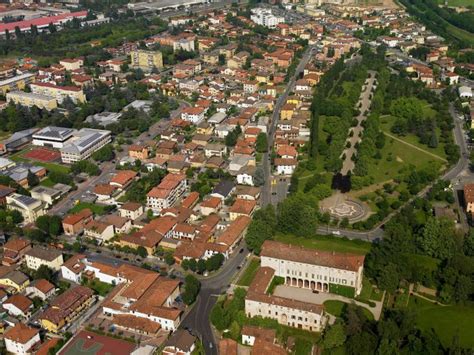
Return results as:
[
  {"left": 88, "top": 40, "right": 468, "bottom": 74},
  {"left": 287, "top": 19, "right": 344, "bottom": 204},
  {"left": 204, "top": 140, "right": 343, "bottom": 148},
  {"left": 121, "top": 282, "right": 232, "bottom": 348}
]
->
[
  {"left": 40, "top": 178, "right": 56, "bottom": 187},
  {"left": 69, "top": 202, "right": 109, "bottom": 215},
  {"left": 236, "top": 258, "right": 260, "bottom": 286},
  {"left": 323, "top": 300, "right": 374, "bottom": 320},
  {"left": 408, "top": 296, "right": 474, "bottom": 348},
  {"left": 274, "top": 234, "right": 371, "bottom": 255},
  {"left": 358, "top": 276, "right": 383, "bottom": 302},
  {"left": 380, "top": 115, "right": 448, "bottom": 160}
]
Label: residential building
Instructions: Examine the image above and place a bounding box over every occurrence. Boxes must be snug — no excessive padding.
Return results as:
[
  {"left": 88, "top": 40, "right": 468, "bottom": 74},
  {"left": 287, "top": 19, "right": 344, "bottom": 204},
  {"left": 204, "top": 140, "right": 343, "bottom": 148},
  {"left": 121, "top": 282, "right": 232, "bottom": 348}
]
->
[
  {"left": 60, "top": 254, "right": 86, "bottom": 284},
  {"left": 3, "top": 294, "right": 33, "bottom": 318},
  {"left": 4, "top": 323, "right": 40, "bottom": 355},
  {"left": 464, "top": 183, "right": 474, "bottom": 215},
  {"left": 229, "top": 198, "right": 257, "bottom": 220},
  {"left": 30, "top": 184, "right": 69, "bottom": 207},
  {"left": 0, "top": 73, "right": 35, "bottom": 95},
  {"left": 129, "top": 144, "right": 150, "bottom": 160},
  {"left": 181, "top": 107, "right": 205, "bottom": 125},
  {"left": 83, "top": 220, "right": 115, "bottom": 244},
  {"left": 25, "top": 279, "right": 55, "bottom": 300},
  {"left": 241, "top": 325, "right": 276, "bottom": 346},
  {"left": 30, "top": 82, "right": 86, "bottom": 104},
  {"left": 2, "top": 238, "right": 31, "bottom": 266},
  {"left": 110, "top": 170, "right": 137, "bottom": 190},
  {"left": 275, "top": 158, "right": 297, "bottom": 175},
  {"left": 147, "top": 174, "right": 187, "bottom": 213},
  {"left": 59, "top": 58, "right": 83, "bottom": 71},
  {"left": 6, "top": 91, "right": 58, "bottom": 111},
  {"left": 39, "top": 286, "right": 95, "bottom": 333},
  {"left": 6, "top": 193, "right": 46, "bottom": 224},
  {"left": 260, "top": 240, "right": 365, "bottom": 295},
  {"left": 24, "top": 247, "right": 64, "bottom": 271},
  {"left": 0, "top": 269, "right": 29, "bottom": 293},
  {"left": 60, "top": 128, "right": 112, "bottom": 164},
  {"left": 250, "top": 8, "right": 285, "bottom": 28},
  {"left": 62, "top": 208, "right": 93, "bottom": 236},
  {"left": 163, "top": 329, "right": 197, "bottom": 355},
  {"left": 130, "top": 49, "right": 163, "bottom": 71},
  {"left": 119, "top": 202, "right": 144, "bottom": 221}
]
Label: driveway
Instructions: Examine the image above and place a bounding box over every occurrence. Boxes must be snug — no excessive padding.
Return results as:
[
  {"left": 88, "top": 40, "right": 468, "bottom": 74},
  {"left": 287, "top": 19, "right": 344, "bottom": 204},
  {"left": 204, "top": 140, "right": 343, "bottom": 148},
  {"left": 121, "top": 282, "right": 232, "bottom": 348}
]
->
[{"left": 273, "top": 284, "right": 383, "bottom": 320}]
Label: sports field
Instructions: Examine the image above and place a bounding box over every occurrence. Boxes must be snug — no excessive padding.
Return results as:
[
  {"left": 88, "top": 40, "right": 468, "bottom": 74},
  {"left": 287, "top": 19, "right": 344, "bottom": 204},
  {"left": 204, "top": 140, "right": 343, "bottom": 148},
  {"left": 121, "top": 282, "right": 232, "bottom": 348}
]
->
[{"left": 59, "top": 331, "right": 135, "bottom": 355}]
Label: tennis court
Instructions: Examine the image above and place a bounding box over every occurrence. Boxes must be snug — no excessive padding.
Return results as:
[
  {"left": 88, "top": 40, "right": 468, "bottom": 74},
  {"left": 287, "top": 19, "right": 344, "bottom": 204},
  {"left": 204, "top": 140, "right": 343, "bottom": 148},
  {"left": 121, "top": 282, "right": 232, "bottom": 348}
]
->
[{"left": 24, "top": 147, "right": 61, "bottom": 162}]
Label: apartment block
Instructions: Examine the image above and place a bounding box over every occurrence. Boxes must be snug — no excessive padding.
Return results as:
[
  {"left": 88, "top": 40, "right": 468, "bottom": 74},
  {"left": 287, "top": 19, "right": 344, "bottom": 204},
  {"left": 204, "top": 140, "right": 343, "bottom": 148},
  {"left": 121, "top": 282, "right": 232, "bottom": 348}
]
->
[
  {"left": 130, "top": 49, "right": 163, "bottom": 71},
  {"left": 147, "top": 173, "right": 187, "bottom": 213},
  {"left": 6, "top": 91, "right": 58, "bottom": 111}
]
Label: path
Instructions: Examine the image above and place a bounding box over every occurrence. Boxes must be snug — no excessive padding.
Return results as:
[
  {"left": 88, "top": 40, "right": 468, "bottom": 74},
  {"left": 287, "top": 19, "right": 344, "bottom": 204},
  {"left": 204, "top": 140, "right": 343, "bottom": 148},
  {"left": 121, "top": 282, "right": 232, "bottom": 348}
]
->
[
  {"left": 382, "top": 131, "right": 448, "bottom": 162},
  {"left": 273, "top": 285, "right": 384, "bottom": 321},
  {"left": 340, "top": 70, "right": 377, "bottom": 175}
]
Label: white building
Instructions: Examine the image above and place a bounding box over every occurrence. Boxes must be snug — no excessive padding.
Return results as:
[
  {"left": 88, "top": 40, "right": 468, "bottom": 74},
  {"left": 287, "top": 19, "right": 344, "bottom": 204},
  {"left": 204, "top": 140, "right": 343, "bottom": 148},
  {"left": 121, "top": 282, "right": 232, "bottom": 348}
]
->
[
  {"left": 24, "top": 247, "right": 64, "bottom": 271},
  {"left": 250, "top": 8, "right": 285, "bottom": 28},
  {"left": 147, "top": 173, "right": 187, "bottom": 213},
  {"left": 274, "top": 158, "right": 297, "bottom": 175},
  {"left": 32, "top": 126, "right": 76, "bottom": 149},
  {"left": 4, "top": 323, "right": 40, "bottom": 355},
  {"left": 260, "top": 240, "right": 365, "bottom": 295},
  {"left": 60, "top": 254, "right": 86, "bottom": 284},
  {"left": 459, "top": 86, "right": 472, "bottom": 99},
  {"left": 60, "top": 128, "right": 111, "bottom": 164},
  {"left": 6, "top": 193, "right": 46, "bottom": 224},
  {"left": 181, "top": 107, "right": 205, "bottom": 125}
]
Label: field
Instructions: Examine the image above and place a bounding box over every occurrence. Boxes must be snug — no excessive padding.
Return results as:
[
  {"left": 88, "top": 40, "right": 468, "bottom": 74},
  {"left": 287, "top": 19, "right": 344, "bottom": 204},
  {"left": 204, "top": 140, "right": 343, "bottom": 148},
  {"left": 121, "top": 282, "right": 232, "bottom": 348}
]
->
[
  {"left": 323, "top": 300, "right": 374, "bottom": 320},
  {"left": 69, "top": 202, "right": 109, "bottom": 215},
  {"left": 10, "top": 147, "right": 70, "bottom": 174},
  {"left": 274, "top": 234, "right": 372, "bottom": 255},
  {"left": 59, "top": 330, "right": 135, "bottom": 355},
  {"left": 236, "top": 258, "right": 260, "bottom": 286},
  {"left": 408, "top": 296, "right": 474, "bottom": 348}
]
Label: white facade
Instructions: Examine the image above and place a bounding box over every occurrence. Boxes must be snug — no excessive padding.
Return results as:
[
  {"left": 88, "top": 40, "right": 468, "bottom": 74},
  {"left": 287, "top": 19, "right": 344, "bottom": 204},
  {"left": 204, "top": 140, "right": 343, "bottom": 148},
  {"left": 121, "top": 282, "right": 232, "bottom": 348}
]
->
[
  {"left": 237, "top": 172, "right": 254, "bottom": 186},
  {"left": 147, "top": 178, "right": 187, "bottom": 213},
  {"left": 276, "top": 163, "right": 296, "bottom": 175},
  {"left": 60, "top": 265, "right": 82, "bottom": 284},
  {"left": 60, "top": 128, "right": 111, "bottom": 164},
  {"left": 261, "top": 256, "right": 363, "bottom": 296},
  {"left": 25, "top": 253, "right": 64, "bottom": 272},
  {"left": 5, "top": 332, "right": 40, "bottom": 355},
  {"left": 250, "top": 8, "right": 285, "bottom": 28},
  {"left": 242, "top": 334, "right": 256, "bottom": 346}
]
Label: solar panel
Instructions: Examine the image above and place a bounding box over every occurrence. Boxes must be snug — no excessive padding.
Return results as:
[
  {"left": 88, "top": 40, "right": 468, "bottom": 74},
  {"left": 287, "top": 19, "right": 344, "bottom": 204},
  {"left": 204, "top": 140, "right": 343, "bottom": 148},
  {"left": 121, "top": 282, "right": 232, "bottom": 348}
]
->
[{"left": 78, "top": 133, "right": 101, "bottom": 148}]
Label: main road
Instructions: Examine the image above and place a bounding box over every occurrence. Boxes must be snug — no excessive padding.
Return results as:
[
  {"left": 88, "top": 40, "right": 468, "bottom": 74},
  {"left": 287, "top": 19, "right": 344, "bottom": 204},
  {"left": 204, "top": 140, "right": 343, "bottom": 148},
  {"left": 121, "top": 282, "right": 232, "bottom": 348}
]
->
[
  {"left": 261, "top": 45, "right": 316, "bottom": 206},
  {"left": 179, "top": 246, "right": 250, "bottom": 354}
]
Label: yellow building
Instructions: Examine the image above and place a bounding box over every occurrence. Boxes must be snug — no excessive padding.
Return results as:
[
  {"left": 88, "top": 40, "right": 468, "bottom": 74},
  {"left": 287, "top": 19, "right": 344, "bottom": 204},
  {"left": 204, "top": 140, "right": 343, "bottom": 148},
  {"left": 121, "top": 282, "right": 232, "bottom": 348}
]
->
[
  {"left": 0, "top": 270, "right": 30, "bottom": 293},
  {"left": 6, "top": 91, "right": 58, "bottom": 111},
  {"left": 30, "top": 82, "right": 86, "bottom": 104},
  {"left": 280, "top": 103, "right": 296, "bottom": 120},
  {"left": 130, "top": 49, "right": 163, "bottom": 71},
  {"left": 39, "top": 286, "right": 94, "bottom": 333},
  {"left": 0, "top": 73, "right": 35, "bottom": 96}
]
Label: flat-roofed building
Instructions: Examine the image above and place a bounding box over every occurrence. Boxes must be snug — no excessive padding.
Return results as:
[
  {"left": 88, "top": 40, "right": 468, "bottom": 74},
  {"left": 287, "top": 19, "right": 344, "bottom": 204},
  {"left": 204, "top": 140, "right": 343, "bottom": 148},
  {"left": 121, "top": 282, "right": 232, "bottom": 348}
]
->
[
  {"left": 6, "top": 91, "right": 58, "bottom": 111},
  {"left": 0, "top": 128, "right": 39, "bottom": 154},
  {"left": 0, "top": 73, "right": 35, "bottom": 95},
  {"left": 32, "top": 126, "right": 76, "bottom": 148},
  {"left": 60, "top": 128, "right": 111, "bottom": 164},
  {"left": 130, "top": 49, "right": 163, "bottom": 71},
  {"left": 6, "top": 193, "right": 46, "bottom": 223}
]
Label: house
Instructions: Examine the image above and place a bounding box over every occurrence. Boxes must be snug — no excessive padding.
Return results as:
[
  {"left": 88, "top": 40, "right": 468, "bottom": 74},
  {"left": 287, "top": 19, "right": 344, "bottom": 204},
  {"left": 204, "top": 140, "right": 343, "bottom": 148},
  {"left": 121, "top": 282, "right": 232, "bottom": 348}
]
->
[
  {"left": 3, "top": 294, "right": 33, "bottom": 318},
  {"left": 274, "top": 158, "right": 297, "bottom": 175},
  {"left": 464, "top": 183, "right": 474, "bottom": 216},
  {"left": 236, "top": 185, "right": 261, "bottom": 201},
  {"left": 163, "top": 329, "right": 197, "bottom": 355},
  {"left": 0, "top": 269, "right": 30, "bottom": 293},
  {"left": 211, "top": 180, "right": 235, "bottom": 200},
  {"left": 119, "top": 202, "right": 144, "bottom": 221},
  {"left": 204, "top": 143, "right": 227, "bottom": 158},
  {"left": 25, "top": 279, "right": 55, "bottom": 300},
  {"left": 129, "top": 144, "right": 150, "bottom": 160},
  {"left": 237, "top": 166, "right": 256, "bottom": 186},
  {"left": 181, "top": 107, "right": 205, "bottom": 125},
  {"left": 260, "top": 240, "right": 365, "bottom": 295},
  {"left": 147, "top": 174, "right": 187, "bottom": 214},
  {"left": 4, "top": 323, "right": 40, "bottom": 355},
  {"left": 215, "top": 215, "right": 251, "bottom": 253},
  {"left": 93, "top": 184, "right": 117, "bottom": 202},
  {"left": 110, "top": 170, "right": 137, "bottom": 190},
  {"left": 219, "top": 339, "right": 238, "bottom": 355},
  {"left": 84, "top": 220, "right": 115, "bottom": 244},
  {"left": 101, "top": 215, "right": 132, "bottom": 235},
  {"left": 6, "top": 193, "right": 46, "bottom": 224},
  {"left": 229, "top": 198, "right": 257, "bottom": 220},
  {"left": 39, "top": 286, "right": 95, "bottom": 333},
  {"left": 200, "top": 197, "right": 223, "bottom": 216},
  {"left": 60, "top": 254, "right": 86, "bottom": 284},
  {"left": 24, "top": 247, "right": 64, "bottom": 271},
  {"left": 241, "top": 325, "right": 276, "bottom": 346},
  {"left": 459, "top": 86, "right": 472, "bottom": 99},
  {"left": 62, "top": 208, "right": 93, "bottom": 236},
  {"left": 181, "top": 192, "right": 200, "bottom": 209},
  {"left": 2, "top": 238, "right": 31, "bottom": 266}
]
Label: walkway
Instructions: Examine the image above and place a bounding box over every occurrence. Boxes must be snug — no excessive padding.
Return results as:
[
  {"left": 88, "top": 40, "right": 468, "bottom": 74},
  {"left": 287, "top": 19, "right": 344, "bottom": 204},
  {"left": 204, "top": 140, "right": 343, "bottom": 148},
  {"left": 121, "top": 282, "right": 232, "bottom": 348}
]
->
[
  {"left": 340, "top": 70, "right": 377, "bottom": 175},
  {"left": 382, "top": 131, "right": 447, "bottom": 162},
  {"left": 273, "top": 285, "right": 384, "bottom": 320}
]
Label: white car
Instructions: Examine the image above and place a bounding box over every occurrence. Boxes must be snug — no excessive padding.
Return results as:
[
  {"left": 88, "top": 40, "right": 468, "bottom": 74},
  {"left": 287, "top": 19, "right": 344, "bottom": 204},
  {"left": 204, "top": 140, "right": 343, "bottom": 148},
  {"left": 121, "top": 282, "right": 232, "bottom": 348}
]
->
[{"left": 332, "top": 231, "right": 341, "bottom": 236}]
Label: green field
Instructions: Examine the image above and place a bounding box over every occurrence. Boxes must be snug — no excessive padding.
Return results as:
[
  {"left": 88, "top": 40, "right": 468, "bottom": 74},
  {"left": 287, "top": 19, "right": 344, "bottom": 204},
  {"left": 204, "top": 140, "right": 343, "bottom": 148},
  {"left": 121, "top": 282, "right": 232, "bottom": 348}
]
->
[
  {"left": 408, "top": 296, "right": 474, "bottom": 348},
  {"left": 69, "top": 202, "right": 109, "bottom": 215},
  {"left": 358, "top": 276, "right": 384, "bottom": 302},
  {"left": 274, "top": 234, "right": 371, "bottom": 255},
  {"left": 236, "top": 258, "right": 260, "bottom": 286}
]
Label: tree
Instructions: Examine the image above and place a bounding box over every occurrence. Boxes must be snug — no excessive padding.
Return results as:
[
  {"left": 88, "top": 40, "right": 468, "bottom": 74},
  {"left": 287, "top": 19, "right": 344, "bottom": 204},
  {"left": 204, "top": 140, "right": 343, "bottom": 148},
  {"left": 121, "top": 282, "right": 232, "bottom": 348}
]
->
[
  {"left": 164, "top": 252, "right": 175, "bottom": 265},
  {"left": 35, "top": 265, "right": 54, "bottom": 282},
  {"left": 182, "top": 274, "right": 201, "bottom": 305},
  {"left": 205, "top": 253, "right": 224, "bottom": 272},
  {"left": 323, "top": 323, "right": 346, "bottom": 349},
  {"left": 49, "top": 215, "right": 63, "bottom": 236},
  {"left": 197, "top": 259, "right": 206, "bottom": 274},
  {"left": 253, "top": 166, "right": 265, "bottom": 187},
  {"left": 27, "top": 170, "right": 39, "bottom": 187},
  {"left": 137, "top": 246, "right": 148, "bottom": 258},
  {"left": 256, "top": 133, "right": 268, "bottom": 153},
  {"left": 92, "top": 144, "right": 115, "bottom": 162},
  {"left": 210, "top": 303, "right": 228, "bottom": 330}
]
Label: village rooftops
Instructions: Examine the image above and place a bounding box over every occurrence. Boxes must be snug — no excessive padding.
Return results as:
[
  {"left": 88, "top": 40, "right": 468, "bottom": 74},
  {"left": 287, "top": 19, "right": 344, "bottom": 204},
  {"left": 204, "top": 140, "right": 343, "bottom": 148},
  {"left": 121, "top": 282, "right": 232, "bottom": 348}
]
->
[
  {"left": 25, "top": 247, "right": 62, "bottom": 261},
  {"left": 4, "top": 323, "right": 39, "bottom": 344}
]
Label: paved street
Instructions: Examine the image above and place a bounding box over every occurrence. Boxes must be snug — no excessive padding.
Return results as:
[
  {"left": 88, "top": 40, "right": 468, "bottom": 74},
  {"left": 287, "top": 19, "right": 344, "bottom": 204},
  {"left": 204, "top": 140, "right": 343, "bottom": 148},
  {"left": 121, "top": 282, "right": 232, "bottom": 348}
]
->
[
  {"left": 261, "top": 45, "right": 317, "bottom": 207},
  {"left": 179, "top": 246, "right": 249, "bottom": 354}
]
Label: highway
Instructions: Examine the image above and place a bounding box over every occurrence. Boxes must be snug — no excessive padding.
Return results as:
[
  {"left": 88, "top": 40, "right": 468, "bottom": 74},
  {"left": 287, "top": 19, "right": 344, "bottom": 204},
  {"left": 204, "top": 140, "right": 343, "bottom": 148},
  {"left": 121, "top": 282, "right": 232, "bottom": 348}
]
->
[
  {"left": 261, "top": 45, "right": 316, "bottom": 207},
  {"left": 179, "top": 246, "right": 249, "bottom": 354}
]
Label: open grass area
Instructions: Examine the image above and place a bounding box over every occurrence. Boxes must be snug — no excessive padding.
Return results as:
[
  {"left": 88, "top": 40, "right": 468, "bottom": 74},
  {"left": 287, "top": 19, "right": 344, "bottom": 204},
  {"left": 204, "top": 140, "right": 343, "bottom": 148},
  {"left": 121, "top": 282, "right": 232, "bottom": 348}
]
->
[
  {"left": 408, "top": 296, "right": 474, "bottom": 348},
  {"left": 69, "top": 202, "right": 109, "bottom": 215},
  {"left": 274, "top": 234, "right": 371, "bottom": 255},
  {"left": 358, "top": 276, "right": 384, "bottom": 302},
  {"left": 40, "top": 178, "right": 56, "bottom": 187},
  {"left": 236, "top": 258, "right": 260, "bottom": 286},
  {"left": 323, "top": 300, "right": 374, "bottom": 320}
]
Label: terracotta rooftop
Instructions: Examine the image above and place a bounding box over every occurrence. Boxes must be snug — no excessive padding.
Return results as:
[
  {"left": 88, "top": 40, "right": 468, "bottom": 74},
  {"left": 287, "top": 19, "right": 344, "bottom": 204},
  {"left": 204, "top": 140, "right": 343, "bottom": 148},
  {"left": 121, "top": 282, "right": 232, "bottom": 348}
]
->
[
  {"left": 229, "top": 198, "right": 256, "bottom": 215},
  {"left": 120, "top": 201, "right": 142, "bottom": 212},
  {"left": 4, "top": 323, "right": 39, "bottom": 344},
  {"left": 111, "top": 170, "right": 137, "bottom": 186},
  {"left": 261, "top": 240, "right": 365, "bottom": 272},
  {"left": 30, "top": 279, "right": 55, "bottom": 294},
  {"left": 216, "top": 215, "right": 251, "bottom": 248},
  {"left": 3, "top": 238, "right": 30, "bottom": 252},
  {"left": 62, "top": 208, "right": 93, "bottom": 226},
  {"left": 4, "top": 293, "right": 32, "bottom": 312}
]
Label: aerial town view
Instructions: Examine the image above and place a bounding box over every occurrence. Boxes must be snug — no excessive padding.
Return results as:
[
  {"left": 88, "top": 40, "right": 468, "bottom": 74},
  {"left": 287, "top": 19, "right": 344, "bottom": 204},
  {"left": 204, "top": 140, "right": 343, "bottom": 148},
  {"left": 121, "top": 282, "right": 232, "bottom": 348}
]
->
[{"left": 0, "top": 0, "right": 472, "bottom": 354}]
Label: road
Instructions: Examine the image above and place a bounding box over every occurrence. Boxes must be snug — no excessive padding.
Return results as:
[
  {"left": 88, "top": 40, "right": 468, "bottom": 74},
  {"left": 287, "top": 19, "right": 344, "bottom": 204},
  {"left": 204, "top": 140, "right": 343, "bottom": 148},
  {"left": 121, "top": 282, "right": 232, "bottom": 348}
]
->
[
  {"left": 261, "top": 45, "right": 316, "bottom": 206},
  {"left": 179, "top": 246, "right": 249, "bottom": 354}
]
